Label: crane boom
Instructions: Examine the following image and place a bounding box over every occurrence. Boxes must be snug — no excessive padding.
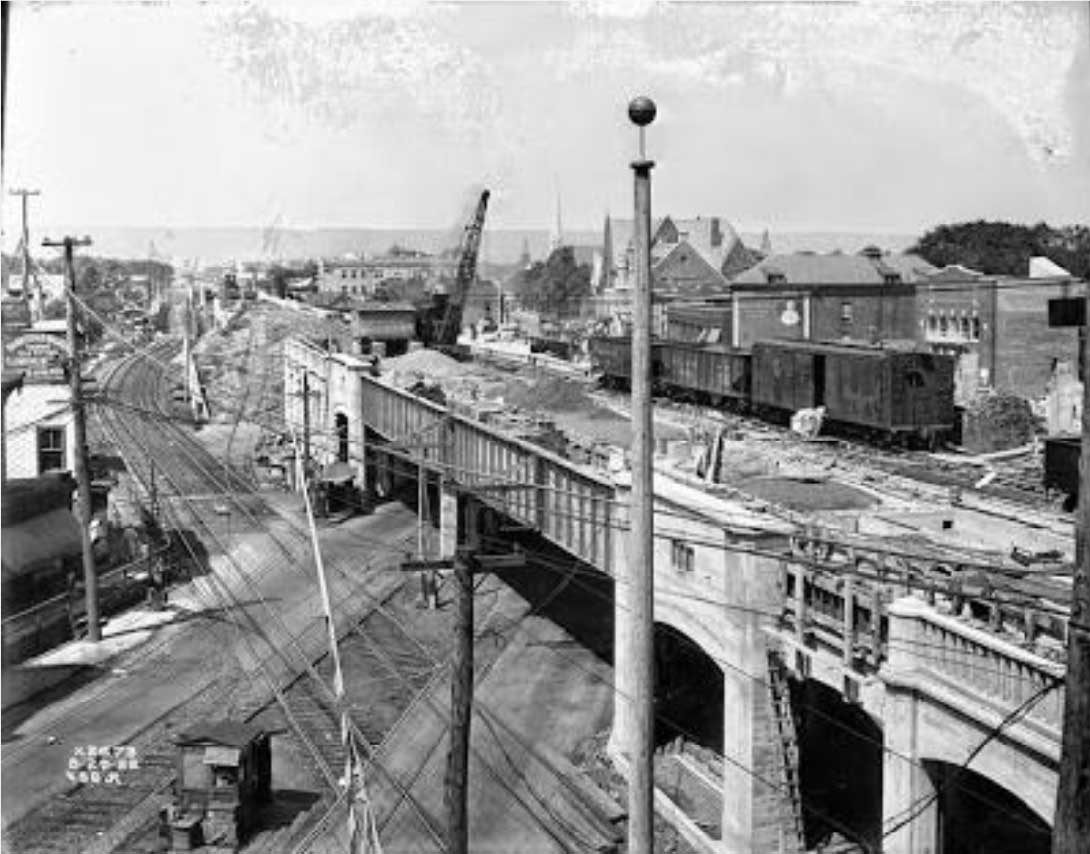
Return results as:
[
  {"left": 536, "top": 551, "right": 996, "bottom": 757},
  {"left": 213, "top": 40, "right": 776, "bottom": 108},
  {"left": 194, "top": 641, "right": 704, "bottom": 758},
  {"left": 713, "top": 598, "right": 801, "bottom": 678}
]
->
[{"left": 435, "top": 190, "right": 490, "bottom": 347}]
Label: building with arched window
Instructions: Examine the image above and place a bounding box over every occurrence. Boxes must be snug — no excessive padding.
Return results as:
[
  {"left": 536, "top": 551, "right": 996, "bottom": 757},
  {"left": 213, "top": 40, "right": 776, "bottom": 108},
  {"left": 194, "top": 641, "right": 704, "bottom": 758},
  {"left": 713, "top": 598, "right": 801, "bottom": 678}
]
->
[{"left": 919, "top": 265, "right": 1086, "bottom": 397}]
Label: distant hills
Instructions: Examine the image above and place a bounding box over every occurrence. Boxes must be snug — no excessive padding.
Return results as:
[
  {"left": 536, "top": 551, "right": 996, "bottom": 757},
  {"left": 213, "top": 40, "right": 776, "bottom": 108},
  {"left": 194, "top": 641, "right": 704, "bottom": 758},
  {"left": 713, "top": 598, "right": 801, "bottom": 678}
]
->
[{"left": 19, "top": 226, "right": 918, "bottom": 267}]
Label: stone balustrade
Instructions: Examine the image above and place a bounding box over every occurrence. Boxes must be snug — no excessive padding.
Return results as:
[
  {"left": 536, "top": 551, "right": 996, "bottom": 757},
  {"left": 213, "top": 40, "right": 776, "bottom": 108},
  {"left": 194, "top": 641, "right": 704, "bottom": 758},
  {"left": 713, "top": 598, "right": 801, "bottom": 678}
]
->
[{"left": 886, "top": 596, "right": 1066, "bottom": 733}]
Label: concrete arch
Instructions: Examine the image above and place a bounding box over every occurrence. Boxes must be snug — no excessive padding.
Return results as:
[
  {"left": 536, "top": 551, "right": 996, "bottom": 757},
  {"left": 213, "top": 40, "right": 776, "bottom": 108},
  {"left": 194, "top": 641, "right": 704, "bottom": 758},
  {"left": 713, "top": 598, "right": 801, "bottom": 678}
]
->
[
  {"left": 653, "top": 619, "right": 724, "bottom": 754},
  {"left": 914, "top": 701, "right": 1056, "bottom": 824},
  {"left": 653, "top": 592, "right": 728, "bottom": 668},
  {"left": 921, "top": 758, "right": 1052, "bottom": 854}
]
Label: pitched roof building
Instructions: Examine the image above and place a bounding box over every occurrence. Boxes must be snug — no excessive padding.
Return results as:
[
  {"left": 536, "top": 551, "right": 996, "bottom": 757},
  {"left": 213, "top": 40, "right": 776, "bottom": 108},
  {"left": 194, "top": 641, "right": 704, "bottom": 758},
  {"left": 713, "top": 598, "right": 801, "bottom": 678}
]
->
[
  {"left": 598, "top": 213, "right": 760, "bottom": 297},
  {"left": 730, "top": 246, "right": 936, "bottom": 286}
]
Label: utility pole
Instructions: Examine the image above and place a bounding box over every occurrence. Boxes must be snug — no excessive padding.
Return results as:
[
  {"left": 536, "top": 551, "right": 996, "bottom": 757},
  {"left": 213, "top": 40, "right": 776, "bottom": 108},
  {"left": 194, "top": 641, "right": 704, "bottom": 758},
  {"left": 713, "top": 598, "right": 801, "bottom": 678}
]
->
[
  {"left": 400, "top": 483, "right": 526, "bottom": 854},
  {"left": 302, "top": 370, "right": 312, "bottom": 493},
  {"left": 445, "top": 496, "right": 479, "bottom": 854},
  {"left": 1053, "top": 283, "right": 1090, "bottom": 854},
  {"left": 9, "top": 188, "right": 41, "bottom": 298},
  {"left": 44, "top": 235, "right": 100, "bottom": 642},
  {"left": 626, "top": 95, "right": 657, "bottom": 854}
]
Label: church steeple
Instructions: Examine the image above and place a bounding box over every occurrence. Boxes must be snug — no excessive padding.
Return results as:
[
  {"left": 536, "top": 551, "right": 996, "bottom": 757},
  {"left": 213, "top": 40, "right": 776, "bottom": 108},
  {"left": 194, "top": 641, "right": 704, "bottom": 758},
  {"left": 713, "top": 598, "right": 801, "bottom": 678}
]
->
[
  {"left": 549, "top": 178, "right": 564, "bottom": 252},
  {"left": 601, "top": 212, "right": 614, "bottom": 292}
]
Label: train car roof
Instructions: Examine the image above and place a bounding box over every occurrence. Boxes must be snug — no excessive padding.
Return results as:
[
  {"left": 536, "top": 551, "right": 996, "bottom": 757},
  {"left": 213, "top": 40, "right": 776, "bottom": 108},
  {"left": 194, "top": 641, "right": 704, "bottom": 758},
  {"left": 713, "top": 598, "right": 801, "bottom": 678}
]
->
[{"left": 752, "top": 338, "right": 933, "bottom": 357}]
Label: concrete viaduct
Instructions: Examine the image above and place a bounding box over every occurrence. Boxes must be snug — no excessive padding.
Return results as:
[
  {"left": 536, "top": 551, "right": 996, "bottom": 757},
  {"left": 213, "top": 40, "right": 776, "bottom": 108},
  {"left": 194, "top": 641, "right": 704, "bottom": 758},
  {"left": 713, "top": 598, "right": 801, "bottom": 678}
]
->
[{"left": 285, "top": 338, "right": 1067, "bottom": 854}]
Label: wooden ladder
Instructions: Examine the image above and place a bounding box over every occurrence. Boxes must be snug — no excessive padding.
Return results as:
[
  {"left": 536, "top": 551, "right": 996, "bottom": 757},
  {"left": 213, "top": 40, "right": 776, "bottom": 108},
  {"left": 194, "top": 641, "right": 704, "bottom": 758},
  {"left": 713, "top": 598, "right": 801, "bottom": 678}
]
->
[{"left": 767, "top": 650, "right": 806, "bottom": 853}]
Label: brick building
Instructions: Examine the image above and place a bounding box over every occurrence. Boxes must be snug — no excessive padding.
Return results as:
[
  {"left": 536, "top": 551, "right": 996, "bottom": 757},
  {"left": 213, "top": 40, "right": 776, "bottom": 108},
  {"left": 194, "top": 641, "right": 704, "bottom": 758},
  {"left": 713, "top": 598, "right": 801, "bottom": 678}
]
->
[
  {"left": 918, "top": 264, "right": 1086, "bottom": 398},
  {"left": 665, "top": 247, "right": 934, "bottom": 349}
]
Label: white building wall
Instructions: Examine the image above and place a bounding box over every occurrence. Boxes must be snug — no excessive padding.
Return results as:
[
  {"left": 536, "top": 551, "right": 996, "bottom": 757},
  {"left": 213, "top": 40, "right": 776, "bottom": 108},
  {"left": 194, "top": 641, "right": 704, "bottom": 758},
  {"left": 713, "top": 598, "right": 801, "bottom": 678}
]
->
[{"left": 4, "top": 384, "right": 75, "bottom": 480}]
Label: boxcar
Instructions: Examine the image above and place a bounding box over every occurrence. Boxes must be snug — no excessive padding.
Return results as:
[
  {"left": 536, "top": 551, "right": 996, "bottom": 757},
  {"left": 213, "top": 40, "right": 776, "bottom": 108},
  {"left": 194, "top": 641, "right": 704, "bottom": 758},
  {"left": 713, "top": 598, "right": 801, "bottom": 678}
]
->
[
  {"left": 659, "top": 342, "right": 751, "bottom": 405},
  {"left": 752, "top": 340, "right": 956, "bottom": 440},
  {"left": 751, "top": 341, "right": 818, "bottom": 415}
]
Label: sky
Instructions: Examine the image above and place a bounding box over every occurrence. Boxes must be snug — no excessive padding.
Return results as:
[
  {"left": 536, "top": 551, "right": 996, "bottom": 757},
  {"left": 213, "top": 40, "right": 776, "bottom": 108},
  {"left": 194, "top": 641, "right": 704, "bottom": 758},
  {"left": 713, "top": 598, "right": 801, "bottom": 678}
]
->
[{"left": 2, "top": 1, "right": 1088, "bottom": 239}]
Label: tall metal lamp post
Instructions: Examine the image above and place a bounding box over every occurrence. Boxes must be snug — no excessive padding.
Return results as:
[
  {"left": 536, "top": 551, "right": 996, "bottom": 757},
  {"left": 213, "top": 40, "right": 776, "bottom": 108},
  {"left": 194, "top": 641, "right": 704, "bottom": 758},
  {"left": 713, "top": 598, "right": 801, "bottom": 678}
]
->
[{"left": 626, "top": 94, "right": 657, "bottom": 854}]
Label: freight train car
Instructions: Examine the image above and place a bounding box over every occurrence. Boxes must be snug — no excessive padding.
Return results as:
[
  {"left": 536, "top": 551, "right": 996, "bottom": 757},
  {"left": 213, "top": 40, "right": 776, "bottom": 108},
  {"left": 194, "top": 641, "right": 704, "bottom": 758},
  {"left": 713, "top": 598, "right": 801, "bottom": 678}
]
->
[
  {"left": 752, "top": 340, "right": 955, "bottom": 443},
  {"left": 588, "top": 336, "right": 664, "bottom": 390},
  {"left": 590, "top": 336, "right": 957, "bottom": 445},
  {"left": 658, "top": 342, "right": 751, "bottom": 406}
]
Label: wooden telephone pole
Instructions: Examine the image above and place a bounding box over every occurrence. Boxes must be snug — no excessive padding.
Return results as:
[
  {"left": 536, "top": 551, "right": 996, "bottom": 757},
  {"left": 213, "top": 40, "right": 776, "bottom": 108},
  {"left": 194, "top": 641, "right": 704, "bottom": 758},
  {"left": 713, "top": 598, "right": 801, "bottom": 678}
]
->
[
  {"left": 401, "top": 485, "right": 525, "bottom": 854},
  {"left": 43, "top": 235, "right": 100, "bottom": 642},
  {"left": 1052, "top": 284, "right": 1090, "bottom": 854}
]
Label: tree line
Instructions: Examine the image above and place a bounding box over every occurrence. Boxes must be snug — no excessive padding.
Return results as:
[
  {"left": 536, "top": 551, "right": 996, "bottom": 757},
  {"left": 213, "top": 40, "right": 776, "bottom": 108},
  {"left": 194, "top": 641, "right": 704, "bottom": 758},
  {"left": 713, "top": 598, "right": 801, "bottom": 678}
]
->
[{"left": 908, "top": 221, "right": 1089, "bottom": 278}]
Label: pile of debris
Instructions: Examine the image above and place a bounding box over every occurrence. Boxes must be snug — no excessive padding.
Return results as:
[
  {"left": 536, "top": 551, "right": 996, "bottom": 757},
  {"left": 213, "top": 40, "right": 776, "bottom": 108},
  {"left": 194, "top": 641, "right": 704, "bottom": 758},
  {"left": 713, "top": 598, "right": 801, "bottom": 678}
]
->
[{"left": 960, "top": 391, "right": 1039, "bottom": 453}]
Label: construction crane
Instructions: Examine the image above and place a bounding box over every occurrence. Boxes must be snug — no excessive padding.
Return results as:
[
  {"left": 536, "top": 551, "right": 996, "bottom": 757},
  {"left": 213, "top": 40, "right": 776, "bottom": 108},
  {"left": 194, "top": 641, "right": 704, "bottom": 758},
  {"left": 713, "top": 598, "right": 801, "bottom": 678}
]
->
[{"left": 419, "top": 190, "right": 490, "bottom": 352}]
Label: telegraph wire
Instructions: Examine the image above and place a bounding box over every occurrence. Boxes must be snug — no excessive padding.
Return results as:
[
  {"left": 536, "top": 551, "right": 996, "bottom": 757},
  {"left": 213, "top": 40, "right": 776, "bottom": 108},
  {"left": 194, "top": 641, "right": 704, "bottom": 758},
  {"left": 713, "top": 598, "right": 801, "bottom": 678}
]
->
[{"left": 471, "top": 534, "right": 1061, "bottom": 840}]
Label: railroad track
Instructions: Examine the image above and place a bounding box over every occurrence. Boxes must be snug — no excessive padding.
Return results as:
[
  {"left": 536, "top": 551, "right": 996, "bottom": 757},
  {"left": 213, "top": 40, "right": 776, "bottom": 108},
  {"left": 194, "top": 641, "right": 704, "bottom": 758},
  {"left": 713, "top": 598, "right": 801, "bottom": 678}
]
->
[
  {"left": 586, "top": 383, "right": 1066, "bottom": 515},
  {"left": 6, "top": 337, "right": 446, "bottom": 853}
]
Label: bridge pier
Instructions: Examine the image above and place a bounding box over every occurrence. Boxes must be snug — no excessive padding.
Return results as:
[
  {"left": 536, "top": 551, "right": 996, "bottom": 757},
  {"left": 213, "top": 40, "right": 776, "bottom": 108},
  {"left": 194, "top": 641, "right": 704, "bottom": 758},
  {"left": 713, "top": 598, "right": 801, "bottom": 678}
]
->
[
  {"left": 882, "top": 687, "right": 939, "bottom": 854},
  {"left": 610, "top": 504, "right": 793, "bottom": 854}
]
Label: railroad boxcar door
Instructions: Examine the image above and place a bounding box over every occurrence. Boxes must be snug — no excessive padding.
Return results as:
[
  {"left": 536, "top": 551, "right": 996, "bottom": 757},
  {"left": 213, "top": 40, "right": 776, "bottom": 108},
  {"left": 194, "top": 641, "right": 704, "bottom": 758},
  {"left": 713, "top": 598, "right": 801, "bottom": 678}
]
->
[{"left": 812, "top": 355, "right": 826, "bottom": 407}]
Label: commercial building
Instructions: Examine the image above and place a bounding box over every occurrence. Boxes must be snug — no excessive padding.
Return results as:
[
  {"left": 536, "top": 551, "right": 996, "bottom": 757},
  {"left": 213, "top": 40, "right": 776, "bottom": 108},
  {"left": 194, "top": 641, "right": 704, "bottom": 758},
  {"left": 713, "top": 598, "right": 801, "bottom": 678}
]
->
[
  {"left": 917, "top": 262, "right": 1086, "bottom": 399},
  {"left": 316, "top": 246, "right": 458, "bottom": 298}
]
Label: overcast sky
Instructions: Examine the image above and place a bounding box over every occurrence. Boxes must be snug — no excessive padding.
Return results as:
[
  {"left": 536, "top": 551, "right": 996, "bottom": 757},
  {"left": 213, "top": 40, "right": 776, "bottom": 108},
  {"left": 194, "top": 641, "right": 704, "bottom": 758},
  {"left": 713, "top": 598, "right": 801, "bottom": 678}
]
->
[{"left": 3, "top": 1, "right": 1088, "bottom": 238}]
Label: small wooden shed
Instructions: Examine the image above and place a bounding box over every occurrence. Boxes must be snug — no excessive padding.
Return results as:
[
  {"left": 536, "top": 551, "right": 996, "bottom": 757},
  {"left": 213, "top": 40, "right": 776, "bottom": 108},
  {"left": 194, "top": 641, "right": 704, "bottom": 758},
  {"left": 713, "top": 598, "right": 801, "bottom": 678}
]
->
[{"left": 164, "top": 720, "right": 272, "bottom": 852}]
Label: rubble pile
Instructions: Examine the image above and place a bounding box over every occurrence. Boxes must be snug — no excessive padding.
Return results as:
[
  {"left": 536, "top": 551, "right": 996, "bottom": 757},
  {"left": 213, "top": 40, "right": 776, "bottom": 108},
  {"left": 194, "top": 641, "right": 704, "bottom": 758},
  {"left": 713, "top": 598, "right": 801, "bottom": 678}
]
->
[{"left": 961, "top": 391, "right": 1040, "bottom": 453}]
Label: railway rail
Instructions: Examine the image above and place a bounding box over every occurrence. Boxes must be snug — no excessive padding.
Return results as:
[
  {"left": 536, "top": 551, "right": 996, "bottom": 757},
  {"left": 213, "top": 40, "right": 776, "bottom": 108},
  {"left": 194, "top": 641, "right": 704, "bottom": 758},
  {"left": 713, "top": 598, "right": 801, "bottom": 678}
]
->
[{"left": 37, "top": 333, "right": 608, "bottom": 854}]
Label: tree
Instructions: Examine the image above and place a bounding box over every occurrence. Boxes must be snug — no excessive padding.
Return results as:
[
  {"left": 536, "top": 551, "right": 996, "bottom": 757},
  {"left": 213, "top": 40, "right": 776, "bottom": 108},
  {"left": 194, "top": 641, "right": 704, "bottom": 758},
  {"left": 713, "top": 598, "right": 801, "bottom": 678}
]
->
[
  {"left": 509, "top": 247, "right": 592, "bottom": 317},
  {"left": 910, "top": 220, "right": 1090, "bottom": 278}
]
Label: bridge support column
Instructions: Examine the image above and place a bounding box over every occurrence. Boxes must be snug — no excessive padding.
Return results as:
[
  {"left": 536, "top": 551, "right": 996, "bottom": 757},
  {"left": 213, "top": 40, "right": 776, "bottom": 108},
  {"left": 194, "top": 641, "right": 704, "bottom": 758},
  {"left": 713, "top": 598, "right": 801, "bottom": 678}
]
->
[
  {"left": 883, "top": 688, "right": 938, "bottom": 854},
  {"left": 721, "top": 537, "right": 789, "bottom": 854},
  {"left": 884, "top": 600, "right": 938, "bottom": 854}
]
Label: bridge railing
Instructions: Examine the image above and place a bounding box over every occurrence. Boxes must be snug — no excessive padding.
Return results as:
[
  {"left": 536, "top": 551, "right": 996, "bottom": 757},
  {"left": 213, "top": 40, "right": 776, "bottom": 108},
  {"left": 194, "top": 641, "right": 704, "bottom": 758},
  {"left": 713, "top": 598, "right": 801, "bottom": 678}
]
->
[
  {"left": 887, "top": 596, "right": 1067, "bottom": 733},
  {"left": 779, "top": 527, "right": 1070, "bottom": 677},
  {"left": 360, "top": 373, "right": 618, "bottom": 575}
]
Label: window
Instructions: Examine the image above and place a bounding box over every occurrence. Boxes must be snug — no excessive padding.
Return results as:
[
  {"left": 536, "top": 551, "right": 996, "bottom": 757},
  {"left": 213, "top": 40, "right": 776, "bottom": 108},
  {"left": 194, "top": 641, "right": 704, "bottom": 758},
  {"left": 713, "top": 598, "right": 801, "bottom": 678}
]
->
[
  {"left": 841, "top": 301, "right": 853, "bottom": 323},
  {"left": 766, "top": 273, "right": 786, "bottom": 285},
  {"left": 340, "top": 270, "right": 347, "bottom": 279},
  {"left": 37, "top": 426, "right": 66, "bottom": 473},
  {"left": 939, "top": 315, "right": 949, "bottom": 336},
  {"left": 883, "top": 273, "right": 901, "bottom": 285},
  {"left": 972, "top": 316, "right": 982, "bottom": 341},
  {"left": 671, "top": 539, "right": 695, "bottom": 574}
]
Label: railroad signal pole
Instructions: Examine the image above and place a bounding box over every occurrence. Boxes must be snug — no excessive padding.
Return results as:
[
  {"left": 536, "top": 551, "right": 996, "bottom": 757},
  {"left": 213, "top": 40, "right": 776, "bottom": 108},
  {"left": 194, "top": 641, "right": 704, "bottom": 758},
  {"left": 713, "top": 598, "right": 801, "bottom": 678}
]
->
[
  {"left": 43, "top": 235, "right": 100, "bottom": 642},
  {"left": 626, "top": 95, "right": 657, "bottom": 854},
  {"left": 1052, "top": 285, "right": 1090, "bottom": 854}
]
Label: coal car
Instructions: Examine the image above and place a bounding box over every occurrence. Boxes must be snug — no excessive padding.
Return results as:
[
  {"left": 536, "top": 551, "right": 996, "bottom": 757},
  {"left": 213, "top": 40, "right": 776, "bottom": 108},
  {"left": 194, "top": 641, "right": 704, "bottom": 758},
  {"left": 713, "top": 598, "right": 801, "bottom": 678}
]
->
[
  {"left": 588, "top": 336, "right": 664, "bottom": 390},
  {"left": 658, "top": 342, "right": 751, "bottom": 406}
]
